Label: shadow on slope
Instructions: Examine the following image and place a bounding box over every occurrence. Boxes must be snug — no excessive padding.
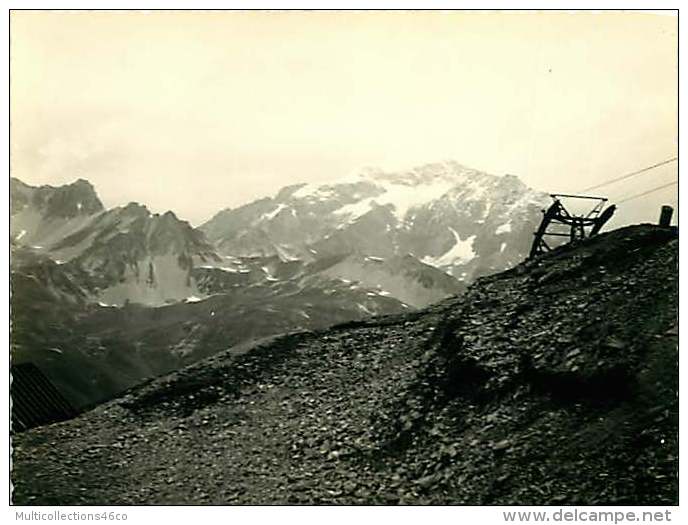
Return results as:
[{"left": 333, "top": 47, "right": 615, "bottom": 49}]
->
[{"left": 12, "top": 224, "right": 677, "bottom": 505}]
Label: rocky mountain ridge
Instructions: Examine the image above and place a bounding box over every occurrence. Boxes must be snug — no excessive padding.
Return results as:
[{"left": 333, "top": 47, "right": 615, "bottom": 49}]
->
[
  {"left": 9, "top": 164, "right": 553, "bottom": 412},
  {"left": 10, "top": 177, "right": 104, "bottom": 249},
  {"left": 11, "top": 178, "right": 222, "bottom": 306},
  {"left": 201, "top": 161, "right": 550, "bottom": 282}
]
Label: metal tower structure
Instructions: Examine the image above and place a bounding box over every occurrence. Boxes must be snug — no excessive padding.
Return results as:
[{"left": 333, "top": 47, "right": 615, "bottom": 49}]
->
[{"left": 529, "top": 194, "right": 616, "bottom": 259}]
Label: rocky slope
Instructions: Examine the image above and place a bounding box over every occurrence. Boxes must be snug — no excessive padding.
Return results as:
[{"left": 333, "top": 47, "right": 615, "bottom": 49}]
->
[
  {"left": 11, "top": 256, "right": 410, "bottom": 409},
  {"left": 12, "top": 224, "right": 678, "bottom": 505},
  {"left": 194, "top": 252, "right": 464, "bottom": 309},
  {"left": 10, "top": 177, "right": 461, "bottom": 409},
  {"left": 201, "top": 161, "right": 550, "bottom": 282}
]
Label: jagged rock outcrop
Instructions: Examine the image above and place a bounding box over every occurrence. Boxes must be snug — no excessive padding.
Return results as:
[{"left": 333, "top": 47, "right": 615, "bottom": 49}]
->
[
  {"left": 10, "top": 177, "right": 104, "bottom": 249},
  {"left": 47, "top": 203, "right": 221, "bottom": 306},
  {"left": 11, "top": 178, "right": 223, "bottom": 306}
]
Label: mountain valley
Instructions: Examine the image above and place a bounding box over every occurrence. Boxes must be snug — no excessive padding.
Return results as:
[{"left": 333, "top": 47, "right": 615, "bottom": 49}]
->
[{"left": 11, "top": 162, "right": 549, "bottom": 409}]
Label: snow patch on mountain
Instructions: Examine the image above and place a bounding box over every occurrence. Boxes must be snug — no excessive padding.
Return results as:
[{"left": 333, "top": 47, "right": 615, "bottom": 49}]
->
[
  {"left": 200, "top": 160, "right": 551, "bottom": 287},
  {"left": 423, "top": 228, "right": 476, "bottom": 267},
  {"left": 334, "top": 197, "right": 378, "bottom": 221},
  {"left": 370, "top": 178, "right": 455, "bottom": 221},
  {"left": 330, "top": 173, "right": 455, "bottom": 221},
  {"left": 274, "top": 244, "right": 301, "bottom": 262},
  {"left": 291, "top": 184, "right": 336, "bottom": 200},
  {"left": 262, "top": 204, "right": 288, "bottom": 221},
  {"left": 261, "top": 266, "right": 279, "bottom": 281}
]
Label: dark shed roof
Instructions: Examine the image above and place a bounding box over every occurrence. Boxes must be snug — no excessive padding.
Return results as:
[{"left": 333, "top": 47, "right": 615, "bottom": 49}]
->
[{"left": 11, "top": 362, "right": 77, "bottom": 432}]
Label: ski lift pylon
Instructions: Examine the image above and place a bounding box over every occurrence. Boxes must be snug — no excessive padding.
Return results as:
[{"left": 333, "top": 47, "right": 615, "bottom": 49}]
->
[{"left": 528, "top": 194, "right": 616, "bottom": 258}]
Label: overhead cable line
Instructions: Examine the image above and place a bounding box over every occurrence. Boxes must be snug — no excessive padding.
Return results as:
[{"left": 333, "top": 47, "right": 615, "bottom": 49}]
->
[
  {"left": 579, "top": 156, "right": 678, "bottom": 193},
  {"left": 616, "top": 180, "right": 678, "bottom": 204}
]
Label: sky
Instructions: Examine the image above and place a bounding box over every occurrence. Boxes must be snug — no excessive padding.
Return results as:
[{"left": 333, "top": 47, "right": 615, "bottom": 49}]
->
[{"left": 10, "top": 10, "right": 678, "bottom": 226}]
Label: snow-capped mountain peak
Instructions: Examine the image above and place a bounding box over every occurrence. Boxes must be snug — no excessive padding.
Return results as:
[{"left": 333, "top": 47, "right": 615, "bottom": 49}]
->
[{"left": 201, "top": 161, "right": 550, "bottom": 283}]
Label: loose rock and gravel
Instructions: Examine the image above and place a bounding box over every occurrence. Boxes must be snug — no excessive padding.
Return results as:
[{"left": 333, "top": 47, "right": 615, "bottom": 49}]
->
[{"left": 12, "top": 225, "right": 678, "bottom": 505}]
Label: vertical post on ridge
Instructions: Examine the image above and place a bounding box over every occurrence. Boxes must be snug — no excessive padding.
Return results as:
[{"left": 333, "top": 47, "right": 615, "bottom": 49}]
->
[{"left": 659, "top": 205, "right": 674, "bottom": 227}]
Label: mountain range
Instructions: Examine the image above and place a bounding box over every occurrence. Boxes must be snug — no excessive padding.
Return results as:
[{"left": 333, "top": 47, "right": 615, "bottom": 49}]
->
[
  {"left": 10, "top": 162, "right": 551, "bottom": 408},
  {"left": 202, "top": 161, "right": 549, "bottom": 282}
]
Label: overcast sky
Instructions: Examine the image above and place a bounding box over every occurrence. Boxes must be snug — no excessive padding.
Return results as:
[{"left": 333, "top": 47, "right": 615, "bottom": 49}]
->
[{"left": 10, "top": 11, "right": 677, "bottom": 226}]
